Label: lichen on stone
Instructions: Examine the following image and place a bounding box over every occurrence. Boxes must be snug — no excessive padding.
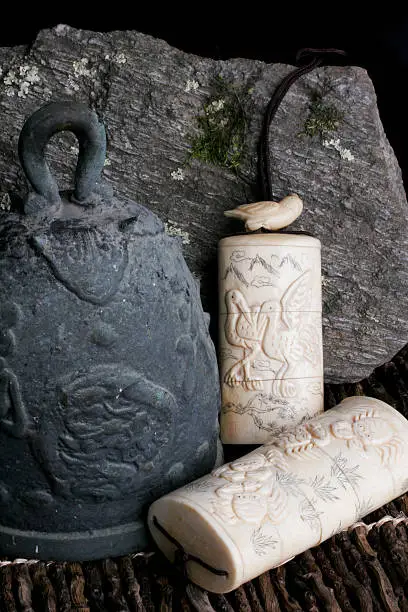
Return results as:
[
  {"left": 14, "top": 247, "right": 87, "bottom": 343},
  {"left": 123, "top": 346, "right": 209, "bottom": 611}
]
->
[
  {"left": 0, "top": 192, "right": 11, "bottom": 212},
  {"left": 302, "top": 89, "right": 343, "bottom": 139},
  {"left": 66, "top": 57, "right": 98, "bottom": 93},
  {"left": 72, "top": 58, "right": 97, "bottom": 79},
  {"left": 189, "top": 76, "right": 249, "bottom": 171},
  {"left": 104, "top": 53, "right": 127, "bottom": 65},
  {"left": 114, "top": 53, "right": 127, "bottom": 65},
  {"left": 2, "top": 65, "right": 40, "bottom": 98},
  {"left": 164, "top": 220, "right": 190, "bottom": 245},
  {"left": 185, "top": 79, "right": 199, "bottom": 93},
  {"left": 323, "top": 138, "right": 355, "bottom": 161},
  {"left": 170, "top": 167, "right": 185, "bottom": 181}
]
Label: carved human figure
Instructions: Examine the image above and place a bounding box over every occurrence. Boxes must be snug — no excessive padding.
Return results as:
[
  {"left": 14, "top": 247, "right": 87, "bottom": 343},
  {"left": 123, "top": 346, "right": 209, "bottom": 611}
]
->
[{"left": 0, "top": 302, "right": 31, "bottom": 439}]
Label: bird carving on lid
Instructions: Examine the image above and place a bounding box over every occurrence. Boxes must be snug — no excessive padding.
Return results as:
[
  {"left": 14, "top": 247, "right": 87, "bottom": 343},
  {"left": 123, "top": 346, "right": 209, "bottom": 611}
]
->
[{"left": 224, "top": 194, "right": 303, "bottom": 231}]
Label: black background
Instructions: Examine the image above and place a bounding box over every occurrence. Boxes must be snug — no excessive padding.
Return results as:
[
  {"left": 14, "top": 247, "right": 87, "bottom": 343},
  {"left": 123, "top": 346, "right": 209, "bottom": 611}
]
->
[{"left": 1, "top": 9, "right": 408, "bottom": 186}]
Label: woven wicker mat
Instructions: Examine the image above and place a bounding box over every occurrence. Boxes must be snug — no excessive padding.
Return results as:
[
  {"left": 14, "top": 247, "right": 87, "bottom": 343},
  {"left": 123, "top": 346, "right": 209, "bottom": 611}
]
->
[{"left": 2, "top": 344, "right": 408, "bottom": 611}]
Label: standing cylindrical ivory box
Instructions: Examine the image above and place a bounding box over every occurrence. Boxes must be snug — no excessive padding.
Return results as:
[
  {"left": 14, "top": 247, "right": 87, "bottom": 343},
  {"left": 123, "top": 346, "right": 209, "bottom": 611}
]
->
[
  {"left": 218, "top": 233, "right": 323, "bottom": 444},
  {"left": 148, "top": 396, "right": 408, "bottom": 593}
]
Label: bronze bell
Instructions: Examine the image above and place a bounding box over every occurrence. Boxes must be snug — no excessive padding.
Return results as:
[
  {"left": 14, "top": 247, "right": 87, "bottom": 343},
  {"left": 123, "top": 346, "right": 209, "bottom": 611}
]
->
[{"left": 0, "top": 102, "right": 220, "bottom": 560}]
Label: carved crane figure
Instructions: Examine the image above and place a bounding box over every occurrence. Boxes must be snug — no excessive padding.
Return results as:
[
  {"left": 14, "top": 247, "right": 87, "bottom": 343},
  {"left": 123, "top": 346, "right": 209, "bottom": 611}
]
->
[{"left": 224, "top": 270, "right": 319, "bottom": 396}]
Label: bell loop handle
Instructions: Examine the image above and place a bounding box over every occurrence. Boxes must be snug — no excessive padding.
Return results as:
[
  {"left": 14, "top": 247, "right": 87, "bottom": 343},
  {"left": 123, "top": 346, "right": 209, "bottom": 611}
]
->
[{"left": 18, "top": 101, "right": 107, "bottom": 206}]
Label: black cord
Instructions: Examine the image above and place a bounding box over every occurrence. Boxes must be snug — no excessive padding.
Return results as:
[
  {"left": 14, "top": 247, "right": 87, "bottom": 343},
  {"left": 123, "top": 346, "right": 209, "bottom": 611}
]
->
[
  {"left": 258, "top": 48, "right": 347, "bottom": 201},
  {"left": 152, "top": 515, "right": 229, "bottom": 578}
]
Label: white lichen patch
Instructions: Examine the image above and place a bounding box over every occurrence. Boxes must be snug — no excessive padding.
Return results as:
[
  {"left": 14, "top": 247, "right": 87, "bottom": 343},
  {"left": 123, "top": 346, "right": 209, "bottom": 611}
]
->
[
  {"left": 207, "top": 98, "right": 225, "bottom": 113},
  {"left": 66, "top": 57, "right": 99, "bottom": 93},
  {"left": 114, "top": 53, "right": 127, "bottom": 65},
  {"left": 2, "top": 65, "right": 40, "bottom": 98},
  {"left": 0, "top": 193, "right": 11, "bottom": 212},
  {"left": 104, "top": 158, "right": 111, "bottom": 167},
  {"left": 66, "top": 77, "right": 80, "bottom": 93},
  {"left": 185, "top": 79, "right": 199, "bottom": 93},
  {"left": 73, "top": 58, "right": 97, "bottom": 79},
  {"left": 205, "top": 98, "right": 229, "bottom": 127},
  {"left": 104, "top": 53, "right": 127, "bottom": 64},
  {"left": 104, "top": 53, "right": 127, "bottom": 65},
  {"left": 164, "top": 220, "right": 190, "bottom": 245},
  {"left": 170, "top": 167, "right": 185, "bottom": 181},
  {"left": 323, "top": 138, "right": 355, "bottom": 161}
]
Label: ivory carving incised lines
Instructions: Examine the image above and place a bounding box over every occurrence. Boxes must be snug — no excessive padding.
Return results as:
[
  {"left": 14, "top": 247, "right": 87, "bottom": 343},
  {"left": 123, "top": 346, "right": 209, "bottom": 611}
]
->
[
  {"left": 330, "top": 408, "right": 402, "bottom": 466},
  {"left": 222, "top": 249, "right": 303, "bottom": 289},
  {"left": 148, "top": 401, "right": 407, "bottom": 578},
  {"left": 274, "top": 408, "right": 401, "bottom": 466},
  {"left": 208, "top": 409, "right": 400, "bottom": 535},
  {"left": 223, "top": 269, "right": 321, "bottom": 394}
]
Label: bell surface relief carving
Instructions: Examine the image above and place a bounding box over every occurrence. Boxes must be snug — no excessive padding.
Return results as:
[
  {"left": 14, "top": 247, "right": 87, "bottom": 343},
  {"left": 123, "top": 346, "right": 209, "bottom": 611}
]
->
[
  {"left": 0, "top": 102, "right": 221, "bottom": 562},
  {"left": 0, "top": 302, "right": 31, "bottom": 439},
  {"left": 35, "top": 365, "right": 177, "bottom": 502},
  {"left": 0, "top": 361, "right": 31, "bottom": 439},
  {"left": 33, "top": 226, "right": 129, "bottom": 305}
]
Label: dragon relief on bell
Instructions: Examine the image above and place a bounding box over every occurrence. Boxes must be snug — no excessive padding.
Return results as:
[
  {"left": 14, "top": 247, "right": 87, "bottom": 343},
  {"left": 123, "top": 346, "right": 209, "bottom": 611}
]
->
[{"left": 33, "top": 365, "right": 177, "bottom": 501}]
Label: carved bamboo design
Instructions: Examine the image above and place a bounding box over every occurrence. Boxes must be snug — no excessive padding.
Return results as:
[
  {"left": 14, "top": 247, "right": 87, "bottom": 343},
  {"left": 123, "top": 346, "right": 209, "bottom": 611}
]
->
[{"left": 148, "top": 397, "right": 408, "bottom": 593}]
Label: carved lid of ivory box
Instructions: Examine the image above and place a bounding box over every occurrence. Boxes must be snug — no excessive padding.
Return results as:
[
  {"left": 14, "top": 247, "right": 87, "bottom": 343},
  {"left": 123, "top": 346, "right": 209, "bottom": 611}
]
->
[
  {"left": 219, "top": 233, "right": 321, "bottom": 247},
  {"left": 218, "top": 233, "right": 322, "bottom": 314},
  {"left": 148, "top": 396, "right": 408, "bottom": 593}
]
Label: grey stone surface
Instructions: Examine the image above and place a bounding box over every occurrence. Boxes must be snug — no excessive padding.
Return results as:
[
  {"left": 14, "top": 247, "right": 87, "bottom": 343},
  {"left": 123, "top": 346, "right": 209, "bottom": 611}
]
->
[{"left": 0, "top": 25, "right": 407, "bottom": 383}]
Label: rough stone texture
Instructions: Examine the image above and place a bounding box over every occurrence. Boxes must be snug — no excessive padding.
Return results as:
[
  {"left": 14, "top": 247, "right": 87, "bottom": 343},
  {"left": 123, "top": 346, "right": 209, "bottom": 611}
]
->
[{"left": 0, "top": 25, "right": 407, "bottom": 382}]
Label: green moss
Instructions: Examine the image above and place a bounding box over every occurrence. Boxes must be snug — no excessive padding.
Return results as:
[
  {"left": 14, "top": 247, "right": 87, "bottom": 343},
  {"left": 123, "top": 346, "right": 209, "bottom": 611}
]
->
[
  {"left": 302, "top": 90, "right": 343, "bottom": 138},
  {"left": 189, "top": 76, "right": 249, "bottom": 171}
]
